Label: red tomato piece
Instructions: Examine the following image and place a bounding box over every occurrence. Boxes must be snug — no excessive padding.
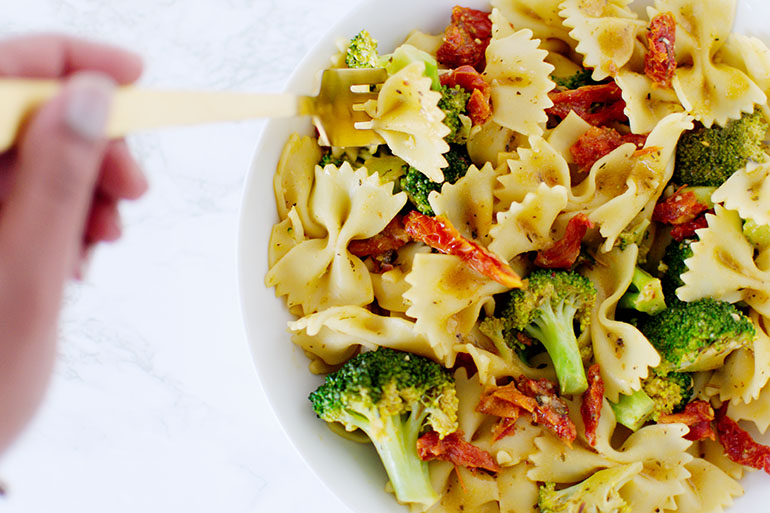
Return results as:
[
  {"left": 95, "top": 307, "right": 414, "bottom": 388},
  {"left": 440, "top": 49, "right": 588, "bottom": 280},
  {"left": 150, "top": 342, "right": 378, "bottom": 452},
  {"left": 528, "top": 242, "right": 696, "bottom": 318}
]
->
[
  {"left": 403, "top": 211, "right": 523, "bottom": 289},
  {"left": 570, "top": 126, "right": 647, "bottom": 173},
  {"left": 547, "top": 82, "right": 629, "bottom": 126},
  {"left": 658, "top": 400, "right": 716, "bottom": 442},
  {"left": 714, "top": 404, "right": 770, "bottom": 474},
  {"left": 581, "top": 364, "right": 604, "bottom": 447},
  {"left": 437, "top": 7, "right": 493, "bottom": 71},
  {"left": 652, "top": 188, "right": 709, "bottom": 226},
  {"left": 417, "top": 430, "right": 500, "bottom": 472},
  {"left": 534, "top": 213, "right": 594, "bottom": 270},
  {"left": 645, "top": 13, "right": 677, "bottom": 88}
]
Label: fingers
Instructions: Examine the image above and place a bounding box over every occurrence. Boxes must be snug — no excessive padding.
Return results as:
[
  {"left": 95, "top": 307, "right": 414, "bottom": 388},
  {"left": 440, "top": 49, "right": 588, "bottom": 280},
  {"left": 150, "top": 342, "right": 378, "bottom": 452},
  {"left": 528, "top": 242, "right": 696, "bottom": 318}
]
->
[
  {"left": 99, "top": 140, "right": 148, "bottom": 200},
  {"left": 0, "top": 72, "right": 113, "bottom": 304},
  {"left": 0, "top": 34, "right": 142, "bottom": 84}
]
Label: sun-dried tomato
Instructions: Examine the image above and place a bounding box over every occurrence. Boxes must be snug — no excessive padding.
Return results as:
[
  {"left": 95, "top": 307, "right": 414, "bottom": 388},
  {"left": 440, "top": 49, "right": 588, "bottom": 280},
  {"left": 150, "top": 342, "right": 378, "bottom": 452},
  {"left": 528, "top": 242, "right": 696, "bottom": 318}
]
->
[
  {"left": 441, "top": 65, "right": 492, "bottom": 125},
  {"left": 534, "top": 213, "right": 594, "bottom": 270},
  {"left": 491, "top": 417, "right": 518, "bottom": 441},
  {"left": 478, "top": 382, "right": 538, "bottom": 417},
  {"left": 715, "top": 404, "right": 770, "bottom": 474},
  {"left": 581, "top": 364, "right": 604, "bottom": 447},
  {"left": 437, "top": 7, "right": 493, "bottom": 71},
  {"left": 570, "top": 126, "right": 648, "bottom": 173},
  {"left": 348, "top": 215, "right": 410, "bottom": 258},
  {"left": 516, "top": 376, "right": 577, "bottom": 445},
  {"left": 477, "top": 378, "right": 577, "bottom": 445},
  {"left": 658, "top": 400, "right": 716, "bottom": 442},
  {"left": 669, "top": 209, "right": 712, "bottom": 241},
  {"left": 417, "top": 430, "right": 500, "bottom": 472},
  {"left": 403, "top": 210, "right": 523, "bottom": 288},
  {"left": 547, "top": 82, "right": 629, "bottom": 126},
  {"left": 652, "top": 187, "right": 709, "bottom": 226},
  {"left": 645, "top": 12, "right": 677, "bottom": 88}
]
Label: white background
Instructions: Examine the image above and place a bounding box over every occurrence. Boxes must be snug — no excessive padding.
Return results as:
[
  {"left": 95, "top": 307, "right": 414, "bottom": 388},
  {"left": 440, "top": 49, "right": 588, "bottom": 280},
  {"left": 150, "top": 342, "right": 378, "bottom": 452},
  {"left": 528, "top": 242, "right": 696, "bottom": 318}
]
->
[{"left": 0, "top": 1, "right": 357, "bottom": 511}]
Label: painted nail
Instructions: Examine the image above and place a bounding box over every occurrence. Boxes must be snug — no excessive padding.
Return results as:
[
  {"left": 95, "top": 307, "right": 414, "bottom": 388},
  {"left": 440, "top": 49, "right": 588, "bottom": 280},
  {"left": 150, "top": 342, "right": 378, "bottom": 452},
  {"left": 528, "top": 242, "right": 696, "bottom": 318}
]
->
[{"left": 64, "top": 72, "right": 115, "bottom": 141}]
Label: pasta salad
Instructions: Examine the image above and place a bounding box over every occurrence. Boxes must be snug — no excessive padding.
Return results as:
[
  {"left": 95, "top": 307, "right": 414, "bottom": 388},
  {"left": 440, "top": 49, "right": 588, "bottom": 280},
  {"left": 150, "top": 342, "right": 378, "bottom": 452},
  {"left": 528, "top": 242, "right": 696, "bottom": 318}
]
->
[{"left": 265, "top": 0, "right": 770, "bottom": 511}]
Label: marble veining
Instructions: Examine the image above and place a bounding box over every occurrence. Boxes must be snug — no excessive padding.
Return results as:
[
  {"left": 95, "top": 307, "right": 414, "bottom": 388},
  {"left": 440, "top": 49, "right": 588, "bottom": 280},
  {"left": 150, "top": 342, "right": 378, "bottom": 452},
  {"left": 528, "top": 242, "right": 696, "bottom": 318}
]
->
[{"left": 0, "top": 1, "right": 357, "bottom": 511}]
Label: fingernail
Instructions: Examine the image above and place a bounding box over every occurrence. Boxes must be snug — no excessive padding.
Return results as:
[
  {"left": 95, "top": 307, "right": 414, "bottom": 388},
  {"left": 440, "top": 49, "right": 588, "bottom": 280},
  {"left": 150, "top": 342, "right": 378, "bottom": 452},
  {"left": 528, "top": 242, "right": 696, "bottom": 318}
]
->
[{"left": 64, "top": 72, "right": 115, "bottom": 141}]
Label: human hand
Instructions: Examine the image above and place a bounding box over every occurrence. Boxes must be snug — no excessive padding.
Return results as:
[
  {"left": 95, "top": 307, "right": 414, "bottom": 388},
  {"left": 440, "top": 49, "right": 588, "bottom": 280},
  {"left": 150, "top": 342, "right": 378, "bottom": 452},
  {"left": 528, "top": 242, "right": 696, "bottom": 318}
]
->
[{"left": 0, "top": 35, "right": 147, "bottom": 453}]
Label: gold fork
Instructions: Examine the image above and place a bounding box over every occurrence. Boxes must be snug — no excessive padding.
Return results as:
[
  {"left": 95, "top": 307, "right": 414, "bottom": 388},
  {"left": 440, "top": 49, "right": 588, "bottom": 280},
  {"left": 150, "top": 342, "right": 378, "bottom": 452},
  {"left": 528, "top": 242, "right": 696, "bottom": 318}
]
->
[{"left": 0, "top": 67, "right": 388, "bottom": 152}]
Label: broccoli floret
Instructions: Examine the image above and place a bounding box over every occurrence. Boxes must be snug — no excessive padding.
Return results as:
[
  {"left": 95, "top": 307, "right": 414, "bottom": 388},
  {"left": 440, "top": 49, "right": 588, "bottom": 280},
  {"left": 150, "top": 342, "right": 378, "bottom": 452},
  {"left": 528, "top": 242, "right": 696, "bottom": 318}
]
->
[
  {"left": 659, "top": 238, "right": 694, "bottom": 305},
  {"left": 346, "top": 30, "right": 379, "bottom": 69},
  {"left": 319, "top": 152, "right": 346, "bottom": 167},
  {"left": 309, "top": 348, "right": 458, "bottom": 507},
  {"left": 618, "top": 266, "right": 667, "bottom": 315},
  {"left": 743, "top": 218, "right": 770, "bottom": 250},
  {"left": 399, "top": 145, "right": 472, "bottom": 215},
  {"left": 551, "top": 68, "right": 598, "bottom": 90},
  {"left": 438, "top": 85, "right": 472, "bottom": 144},
  {"left": 400, "top": 167, "right": 441, "bottom": 215},
  {"left": 493, "top": 269, "right": 596, "bottom": 395},
  {"left": 673, "top": 109, "right": 768, "bottom": 187},
  {"left": 538, "top": 462, "right": 642, "bottom": 513},
  {"left": 609, "top": 371, "right": 694, "bottom": 430},
  {"left": 638, "top": 298, "right": 755, "bottom": 373},
  {"left": 642, "top": 371, "right": 693, "bottom": 420}
]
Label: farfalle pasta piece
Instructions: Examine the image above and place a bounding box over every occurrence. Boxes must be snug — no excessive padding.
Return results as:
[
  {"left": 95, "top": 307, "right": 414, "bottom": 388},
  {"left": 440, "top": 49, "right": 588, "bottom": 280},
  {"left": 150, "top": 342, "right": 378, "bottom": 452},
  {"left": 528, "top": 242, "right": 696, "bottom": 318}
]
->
[
  {"left": 584, "top": 245, "right": 661, "bottom": 402},
  {"left": 708, "top": 310, "right": 770, "bottom": 405},
  {"left": 568, "top": 142, "right": 637, "bottom": 213},
  {"left": 491, "top": 0, "right": 574, "bottom": 45},
  {"left": 268, "top": 206, "right": 305, "bottom": 268},
  {"left": 544, "top": 111, "right": 592, "bottom": 163},
  {"left": 670, "top": 458, "right": 744, "bottom": 513},
  {"left": 497, "top": 463, "right": 540, "bottom": 513},
  {"left": 560, "top": 0, "right": 646, "bottom": 81},
  {"left": 488, "top": 183, "right": 568, "bottom": 261},
  {"left": 265, "top": 162, "right": 406, "bottom": 315},
  {"left": 403, "top": 254, "right": 509, "bottom": 363},
  {"left": 528, "top": 419, "right": 692, "bottom": 513},
  {"left": 588, "top": 112, "right": 692, "bottom": 252},
  {"left": 616, "top": 70, "right": 684, "bottom": 134},
  {"left": 719, "top": 33, "right": 770, "bottom": 121},
  {"left": 431, "top": 163, "right": 498, "bottom": 246},
  {"left": 712, "top": 161, "right": 770, "bottom": 226},
  {"left": 370, "top": 61, "right": 450, "bottom": 182},
  {"left": 484, "top": 23, "right": 555, "bottom": 138},
  {"left": 678, "top": 205, "right": 770, "bottom": 315},
  {"left": 289, "top": 305, "right": 436, "bottom": 366},
  {"left": 474, "top": 415, "right": 546, "bottom": 469},
  {"left": 653, "top": 0, "right": 766, "bottom": 127},
  {"left": 727, "top": 385, "right": 770, "bottom": 434},
  {"left": 428, "top": 466, "right": 500, "bottom": 513},
  {"left": 273, "top": 133, "right": 325, "bottom": 238},
  {"left": 371, "top": 243, "right": 431, "bottom": 313},
  {"left": 454, "top": 341, "right": 556, "bottom": 387},
  {"left": 495, "top": 137, "right": 573, "bottom": 209}
]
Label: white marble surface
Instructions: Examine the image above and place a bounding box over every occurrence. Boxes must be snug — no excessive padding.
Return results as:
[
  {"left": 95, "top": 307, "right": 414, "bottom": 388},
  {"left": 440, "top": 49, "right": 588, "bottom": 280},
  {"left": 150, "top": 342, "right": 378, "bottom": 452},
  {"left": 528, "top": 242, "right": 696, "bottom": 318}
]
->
[{"left": 0, "top": 1, "right": 360, "bottom": 511}]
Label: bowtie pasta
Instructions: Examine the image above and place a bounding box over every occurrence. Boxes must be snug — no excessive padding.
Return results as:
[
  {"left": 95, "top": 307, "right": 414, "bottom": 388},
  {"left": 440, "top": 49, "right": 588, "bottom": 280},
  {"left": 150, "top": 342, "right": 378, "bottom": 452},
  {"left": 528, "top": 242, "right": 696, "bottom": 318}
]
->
[{"left": 265, "top": 1, "right": 770, "bottom": 511}]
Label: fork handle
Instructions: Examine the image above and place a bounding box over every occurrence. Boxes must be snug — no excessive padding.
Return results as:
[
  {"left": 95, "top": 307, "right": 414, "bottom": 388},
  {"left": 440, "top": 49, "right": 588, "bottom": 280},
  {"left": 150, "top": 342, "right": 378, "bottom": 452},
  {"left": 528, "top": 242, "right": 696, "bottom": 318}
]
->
[{"left": 0, "top": 78, "right": 315, "bottom": 151}]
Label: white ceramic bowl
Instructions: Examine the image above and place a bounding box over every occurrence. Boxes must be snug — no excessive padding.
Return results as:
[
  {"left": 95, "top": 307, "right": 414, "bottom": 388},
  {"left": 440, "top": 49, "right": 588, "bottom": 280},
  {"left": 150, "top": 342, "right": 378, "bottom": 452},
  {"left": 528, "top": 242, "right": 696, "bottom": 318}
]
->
[{"left": 238, "top": 1, "right": 770, "bottom": 512}]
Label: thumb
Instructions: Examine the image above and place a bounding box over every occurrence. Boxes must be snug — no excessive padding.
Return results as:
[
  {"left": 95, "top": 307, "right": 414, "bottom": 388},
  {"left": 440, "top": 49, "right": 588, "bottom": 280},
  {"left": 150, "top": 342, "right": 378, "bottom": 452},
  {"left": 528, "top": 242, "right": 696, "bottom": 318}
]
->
[{"left": 0, "top": 72, "right": 114, "bottom": 304}]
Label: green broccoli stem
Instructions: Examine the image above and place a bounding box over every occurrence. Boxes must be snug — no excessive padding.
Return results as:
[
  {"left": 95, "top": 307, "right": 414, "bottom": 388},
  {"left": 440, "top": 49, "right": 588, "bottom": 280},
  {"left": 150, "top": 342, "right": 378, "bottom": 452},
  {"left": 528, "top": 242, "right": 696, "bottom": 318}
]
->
[
  {"left": 524, "top": 300, "right": 588, "bottom": 395},
  {"left": 365, "top": 405, "right": 438, "bottom": 507},
  {"left": 609, "top": 389, "right": 655, "bottom": 431},
  {"left": 618, "top": 266, "right": 667, "bottom": 315}
]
